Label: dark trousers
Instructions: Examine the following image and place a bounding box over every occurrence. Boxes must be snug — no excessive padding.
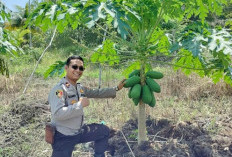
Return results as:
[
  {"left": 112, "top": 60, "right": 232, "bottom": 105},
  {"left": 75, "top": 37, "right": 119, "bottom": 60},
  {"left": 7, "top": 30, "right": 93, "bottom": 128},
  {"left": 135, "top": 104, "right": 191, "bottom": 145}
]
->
[{"left": 51, "top": 123, "right": 110, "bottom": 157}]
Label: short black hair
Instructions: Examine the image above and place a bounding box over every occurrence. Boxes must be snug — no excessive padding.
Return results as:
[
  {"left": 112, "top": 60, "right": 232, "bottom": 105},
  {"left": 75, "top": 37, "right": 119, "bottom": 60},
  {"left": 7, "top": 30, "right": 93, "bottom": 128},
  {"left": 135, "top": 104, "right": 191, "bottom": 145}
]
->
[{"left": 66, "top": 55, "right": 84, "bottom": 66}]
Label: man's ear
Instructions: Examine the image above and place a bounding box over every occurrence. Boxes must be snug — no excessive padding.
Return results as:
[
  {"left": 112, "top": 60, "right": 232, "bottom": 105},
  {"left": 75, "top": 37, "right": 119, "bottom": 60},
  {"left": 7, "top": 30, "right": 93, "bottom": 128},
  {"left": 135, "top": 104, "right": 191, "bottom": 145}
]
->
[{"left": 65, "top": 65, "right": 68, "bottom": 71}]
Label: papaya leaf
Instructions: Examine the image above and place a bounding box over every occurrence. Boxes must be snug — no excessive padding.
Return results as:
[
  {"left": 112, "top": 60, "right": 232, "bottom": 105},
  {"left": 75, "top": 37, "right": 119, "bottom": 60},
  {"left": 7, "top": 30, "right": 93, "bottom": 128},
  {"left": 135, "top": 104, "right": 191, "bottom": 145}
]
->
[
  {"left": 170, "top": 26, "right": 232, "bottom": 60},
  {"left": 0, "top": 28, "right": 23, "bottom": 57},
  {"left": 44, "top": 61, "right": 66, "bottom": 78},
  {"left": 182, "top": 33, "right": 207, "bottom": 57},
  {"left": 85, "top": 1, "right": 130, "bottom": 39},
  {"left": 91, "top": 39, "right": 119, "bottom": 66},
  {"left": 113, "top": 8, "right": 130, "bottom": 39},
  {"left": 0, "top": 4, "right": 11, "bottom": 21},
  {"left": 122, "top": 61, "right": 141, "bottom": 78},
  {"left": 224, "top": 74, "right": 232, "bottom": 86},
  {"left": 45, "top": 4, "right": 58, "bottom": 20},
  {"left": 183, "top": 0, "right": 227, "bottom": 22},
  {"left": 173, "top": 49, "right": 206, "bottom": 76},
  {"left": 211, "top": 70, "right": 224, "bottom": 83},
  {"left": 0, "top": 8, "right": 23, "bottom": 76},
  {"left": 208, "top": 29, "right": 232, "bottom": 55},
  {"left": 91, "top": 51, "right": 100, "bottom": 63},
  {"left": 225, "top": 20, "right": 232, "bottom": 29},
  {"left": 224, "top": 67, "right": 232, "bottom": 84},
  {"left": 85, "top": 3, "right": 107, "bottom": 28},
  {"left": 162, "top": 0, "right": 184, "bottom": 21}
]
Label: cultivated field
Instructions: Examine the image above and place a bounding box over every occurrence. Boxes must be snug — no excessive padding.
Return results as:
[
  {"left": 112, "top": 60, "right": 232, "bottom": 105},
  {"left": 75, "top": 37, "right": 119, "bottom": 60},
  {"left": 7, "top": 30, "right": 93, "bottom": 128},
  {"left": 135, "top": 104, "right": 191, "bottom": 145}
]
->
[{"left": 0, "top": 66, "right": 231, "bottom": 157}]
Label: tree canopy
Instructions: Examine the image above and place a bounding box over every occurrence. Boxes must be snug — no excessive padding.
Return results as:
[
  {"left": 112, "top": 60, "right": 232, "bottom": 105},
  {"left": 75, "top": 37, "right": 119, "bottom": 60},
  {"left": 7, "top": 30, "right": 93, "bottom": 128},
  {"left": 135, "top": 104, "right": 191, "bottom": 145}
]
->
[{"left": 26, "top": 0, "right": 232, "bottom": 85}]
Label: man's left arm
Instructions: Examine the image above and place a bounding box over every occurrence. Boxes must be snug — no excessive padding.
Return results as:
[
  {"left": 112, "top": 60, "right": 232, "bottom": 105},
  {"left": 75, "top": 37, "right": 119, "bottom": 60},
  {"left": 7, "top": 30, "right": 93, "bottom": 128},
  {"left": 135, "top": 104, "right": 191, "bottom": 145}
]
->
[{"left": 83, "top": 79, "right": 126, "bottom": 98}]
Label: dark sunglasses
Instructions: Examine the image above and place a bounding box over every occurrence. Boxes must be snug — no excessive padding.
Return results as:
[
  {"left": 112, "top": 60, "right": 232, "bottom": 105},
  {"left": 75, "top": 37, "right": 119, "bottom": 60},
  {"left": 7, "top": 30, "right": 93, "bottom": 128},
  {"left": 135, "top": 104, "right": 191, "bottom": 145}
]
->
[{"left": 71, "top": 65, "right": 85, "bottom": 71}]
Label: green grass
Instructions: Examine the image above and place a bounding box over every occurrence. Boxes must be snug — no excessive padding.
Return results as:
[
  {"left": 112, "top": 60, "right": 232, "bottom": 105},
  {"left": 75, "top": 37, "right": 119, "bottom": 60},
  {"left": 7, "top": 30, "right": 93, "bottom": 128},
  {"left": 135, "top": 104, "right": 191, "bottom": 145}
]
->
[
  {"left": 9, "top": 47, "right": 127, "bottom": 80},
  {"left": 9, "top": 48, "right": 69, "bottom": 77},
  {"left": 81, "top": 66, "right": 124, "bottom": 82},
  {"left": 0, "top": 105, "right": 8, "bottom": 115}
]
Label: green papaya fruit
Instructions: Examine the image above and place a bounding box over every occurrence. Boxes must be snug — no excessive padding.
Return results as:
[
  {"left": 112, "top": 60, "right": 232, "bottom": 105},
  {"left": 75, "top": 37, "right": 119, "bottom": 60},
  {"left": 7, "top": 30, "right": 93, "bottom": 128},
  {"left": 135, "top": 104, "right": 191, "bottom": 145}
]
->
[
  {"left": 128, "top": 87, "right": 132, "bottom": 98},
  {"left": 148, "top": 93, "right": 156, "bottom": 107},
  {"left": 129, "top": 70, "right": 140, "bottom": 78},
  {"left": 124, "top": 76, "right": 141, "bottom": 88},
  {"left": 146, "top": 71, "right": 164, "bottom": 79},
  {"left": 146, "top": 78, "right": 161, "bottom": 93},
  {"left": 131, "top": 84, "right": 141, "bottom": 99},
  {"left": 132, "top": 98, "right": 140, "bottom": 106},
  {"left": 142, "top": 85, "right": 152, "bottom": 104}
]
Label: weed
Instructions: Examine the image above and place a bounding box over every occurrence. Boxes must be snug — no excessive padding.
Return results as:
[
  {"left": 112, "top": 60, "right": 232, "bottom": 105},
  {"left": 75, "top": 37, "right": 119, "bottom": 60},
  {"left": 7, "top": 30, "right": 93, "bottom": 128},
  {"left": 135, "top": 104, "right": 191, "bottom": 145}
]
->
[{"left": 129, "top": 129, "right": 138, "bottom": 140}]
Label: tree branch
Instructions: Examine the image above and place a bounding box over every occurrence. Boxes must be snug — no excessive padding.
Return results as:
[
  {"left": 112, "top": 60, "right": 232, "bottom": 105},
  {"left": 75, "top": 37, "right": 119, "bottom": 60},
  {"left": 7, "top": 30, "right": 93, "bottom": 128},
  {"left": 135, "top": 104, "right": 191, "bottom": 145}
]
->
[
  {"left": 120, "top": 130, "right": 136, "bottom": 157},
  {"left": 22, "top": 26, "right": 57, "bottom": 94}
]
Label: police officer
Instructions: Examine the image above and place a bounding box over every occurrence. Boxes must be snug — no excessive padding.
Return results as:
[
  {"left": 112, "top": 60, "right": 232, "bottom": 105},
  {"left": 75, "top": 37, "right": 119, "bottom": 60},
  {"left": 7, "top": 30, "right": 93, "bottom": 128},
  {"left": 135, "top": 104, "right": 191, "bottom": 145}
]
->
[{"left": 48, "top": 55, "right": 125, "bottom": 157}]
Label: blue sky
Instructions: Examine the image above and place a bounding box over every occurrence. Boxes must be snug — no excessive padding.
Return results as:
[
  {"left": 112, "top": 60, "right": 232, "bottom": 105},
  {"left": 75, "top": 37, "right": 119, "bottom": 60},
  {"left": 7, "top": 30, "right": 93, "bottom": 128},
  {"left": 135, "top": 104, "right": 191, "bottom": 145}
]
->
[{"left": 2, "top": 0, "right": 30, "bottom": 11}]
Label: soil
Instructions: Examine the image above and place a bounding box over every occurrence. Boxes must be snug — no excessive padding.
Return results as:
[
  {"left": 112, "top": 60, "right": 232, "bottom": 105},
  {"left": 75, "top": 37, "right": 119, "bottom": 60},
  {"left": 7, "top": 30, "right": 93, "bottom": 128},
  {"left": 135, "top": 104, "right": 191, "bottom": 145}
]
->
[{"left": 106, "top": 118, "right": 232, "bottom": 157}]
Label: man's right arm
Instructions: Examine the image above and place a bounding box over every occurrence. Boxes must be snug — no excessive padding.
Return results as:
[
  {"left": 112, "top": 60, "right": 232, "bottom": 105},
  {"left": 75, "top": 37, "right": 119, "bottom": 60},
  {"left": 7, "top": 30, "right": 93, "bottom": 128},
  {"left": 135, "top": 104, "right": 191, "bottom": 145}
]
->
[{"left": 48, "top": 86, "right": 84, "bottom": 121}]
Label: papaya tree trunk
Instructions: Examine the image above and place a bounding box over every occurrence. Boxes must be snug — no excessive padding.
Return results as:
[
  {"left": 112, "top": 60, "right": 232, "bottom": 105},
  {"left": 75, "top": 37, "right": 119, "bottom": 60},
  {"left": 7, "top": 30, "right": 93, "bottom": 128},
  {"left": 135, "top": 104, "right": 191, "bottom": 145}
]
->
[
  {"left": 138, "top": 60, "right": 147, "bottom": 145},
  {"left": 138, "top": 102, "right": 147, "bottom": 144}
]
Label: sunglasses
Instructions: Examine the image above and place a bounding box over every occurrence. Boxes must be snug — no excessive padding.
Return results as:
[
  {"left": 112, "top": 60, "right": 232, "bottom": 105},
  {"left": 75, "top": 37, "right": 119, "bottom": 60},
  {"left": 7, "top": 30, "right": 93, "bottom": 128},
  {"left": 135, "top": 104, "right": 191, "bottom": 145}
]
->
[{"left": 71, "top": 65, "right": 85, "bottom": 71}]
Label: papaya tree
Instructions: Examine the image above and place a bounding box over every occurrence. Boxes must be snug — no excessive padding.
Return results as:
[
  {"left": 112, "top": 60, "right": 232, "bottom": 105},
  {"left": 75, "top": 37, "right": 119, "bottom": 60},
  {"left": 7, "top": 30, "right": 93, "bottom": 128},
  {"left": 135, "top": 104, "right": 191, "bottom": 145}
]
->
[
  {"left": 0, "top": 4, "right": 23, "bottom": 77},
  {"left": 27, "top": 0, "right": 232, "bottom": 145}
]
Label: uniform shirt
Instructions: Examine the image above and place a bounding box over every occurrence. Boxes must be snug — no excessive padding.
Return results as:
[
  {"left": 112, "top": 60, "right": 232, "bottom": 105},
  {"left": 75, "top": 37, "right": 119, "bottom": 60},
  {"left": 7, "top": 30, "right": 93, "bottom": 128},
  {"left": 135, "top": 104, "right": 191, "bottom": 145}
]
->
[{"left": 48, "top": 77, "right": 116, "bottom": 135}]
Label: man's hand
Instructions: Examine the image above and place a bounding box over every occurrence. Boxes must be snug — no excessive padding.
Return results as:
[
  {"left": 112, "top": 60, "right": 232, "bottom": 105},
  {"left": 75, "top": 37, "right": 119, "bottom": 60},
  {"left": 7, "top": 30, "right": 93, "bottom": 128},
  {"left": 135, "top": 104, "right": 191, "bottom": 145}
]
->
[
  {"left": 79, "top": 97, "right": 89, "bottom": 107},
  {"left": 117, "top": 79, "right": 126, "bottom": 91}
]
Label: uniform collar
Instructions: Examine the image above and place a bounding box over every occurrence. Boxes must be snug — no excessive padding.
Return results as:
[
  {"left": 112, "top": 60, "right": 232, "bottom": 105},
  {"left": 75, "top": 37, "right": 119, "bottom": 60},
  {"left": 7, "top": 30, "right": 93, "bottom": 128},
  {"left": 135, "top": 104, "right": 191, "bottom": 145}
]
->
[{"left": 60, "top": 77, "right": 78, "bottom": 90}]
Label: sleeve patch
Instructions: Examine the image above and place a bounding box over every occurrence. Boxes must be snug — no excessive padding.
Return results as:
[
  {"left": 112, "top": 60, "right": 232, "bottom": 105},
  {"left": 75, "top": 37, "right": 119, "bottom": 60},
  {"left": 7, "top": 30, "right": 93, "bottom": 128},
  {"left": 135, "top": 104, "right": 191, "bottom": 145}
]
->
[
  {"left": 80, "top": 89, "right": 84, "bottom": 93},
  {"left": 56, "top": 90, "right": 63, "bottom": 98}
]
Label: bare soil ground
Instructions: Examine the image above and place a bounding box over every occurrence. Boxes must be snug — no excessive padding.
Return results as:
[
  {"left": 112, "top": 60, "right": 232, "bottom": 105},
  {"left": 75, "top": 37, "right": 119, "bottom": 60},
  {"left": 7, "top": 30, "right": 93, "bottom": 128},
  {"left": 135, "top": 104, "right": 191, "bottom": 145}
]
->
[{"left": 106, "top": 118, "right": 232, "bottom": 157}]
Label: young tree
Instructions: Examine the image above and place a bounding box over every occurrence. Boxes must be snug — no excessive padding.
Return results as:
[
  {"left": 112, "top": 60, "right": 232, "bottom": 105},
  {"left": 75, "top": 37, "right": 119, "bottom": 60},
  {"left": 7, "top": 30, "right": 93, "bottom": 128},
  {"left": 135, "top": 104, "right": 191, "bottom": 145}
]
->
[
  {"left": 0, "top": 4, "right": 22, "bottom": 77},
  {"left": 28, "top": 0, "right": 232, "bottom": 145}
]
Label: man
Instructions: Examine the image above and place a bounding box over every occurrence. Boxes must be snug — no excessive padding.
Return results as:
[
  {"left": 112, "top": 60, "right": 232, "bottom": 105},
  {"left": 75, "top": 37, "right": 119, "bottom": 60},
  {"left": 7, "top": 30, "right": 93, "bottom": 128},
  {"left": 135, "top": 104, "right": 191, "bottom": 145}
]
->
[{"left": 48, "top": 55, "right": 125, "bottom": 157}]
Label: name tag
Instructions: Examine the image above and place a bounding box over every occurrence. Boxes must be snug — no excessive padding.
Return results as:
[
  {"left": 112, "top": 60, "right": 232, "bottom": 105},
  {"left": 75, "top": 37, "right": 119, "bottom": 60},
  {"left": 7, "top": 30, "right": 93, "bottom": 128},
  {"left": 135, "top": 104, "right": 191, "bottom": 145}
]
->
[{"left": 68, "top": 95, "right": 76, "bottom": 98}]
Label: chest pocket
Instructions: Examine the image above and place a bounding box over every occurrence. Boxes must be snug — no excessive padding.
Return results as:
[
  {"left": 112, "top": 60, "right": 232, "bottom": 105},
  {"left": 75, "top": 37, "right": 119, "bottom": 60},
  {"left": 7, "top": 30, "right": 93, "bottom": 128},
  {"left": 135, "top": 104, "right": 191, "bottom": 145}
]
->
[
  {"left": 66, "top": 92, "right": 79, "bottom": 106},
  {"left": 77, "top": 84, "right": 86, "bottom": 97}
]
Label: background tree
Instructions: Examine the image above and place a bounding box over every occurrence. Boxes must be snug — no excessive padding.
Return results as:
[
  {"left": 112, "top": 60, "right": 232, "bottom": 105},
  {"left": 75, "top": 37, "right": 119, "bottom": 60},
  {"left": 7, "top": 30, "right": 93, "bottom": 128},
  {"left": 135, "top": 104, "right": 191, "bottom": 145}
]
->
[
  {"left": 27, "top": 0, "right": 232, "bottom": 145},
  {"left": 0, "top": 3, "right": 22, "bottom": 77}
]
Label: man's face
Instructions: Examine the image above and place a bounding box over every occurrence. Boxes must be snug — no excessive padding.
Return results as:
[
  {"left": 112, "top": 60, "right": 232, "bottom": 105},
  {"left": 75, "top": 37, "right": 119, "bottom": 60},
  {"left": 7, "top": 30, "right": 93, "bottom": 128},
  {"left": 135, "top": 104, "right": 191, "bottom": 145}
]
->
[{"left": 65, "top": 59, "right": 84, "bottom": 83}]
